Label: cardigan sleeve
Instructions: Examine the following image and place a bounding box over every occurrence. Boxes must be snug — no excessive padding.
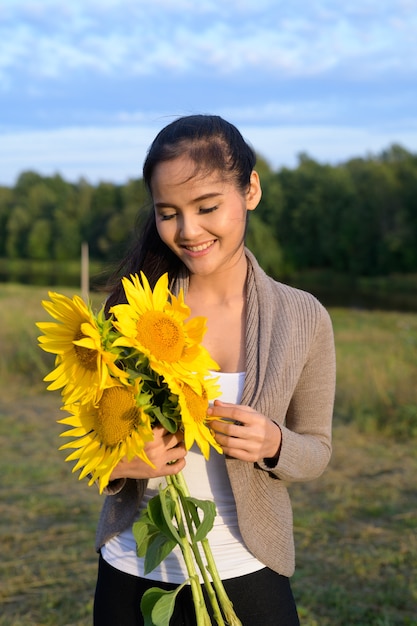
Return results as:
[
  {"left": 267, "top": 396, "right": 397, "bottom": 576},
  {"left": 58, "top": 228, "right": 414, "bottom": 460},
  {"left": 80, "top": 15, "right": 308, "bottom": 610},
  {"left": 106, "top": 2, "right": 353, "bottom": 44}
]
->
[
  {"left": 258, "top": 304, "right": 336, "bottom": 482},
  {"left": 102, "top": 477, "right": 127, "bottom": 495}
]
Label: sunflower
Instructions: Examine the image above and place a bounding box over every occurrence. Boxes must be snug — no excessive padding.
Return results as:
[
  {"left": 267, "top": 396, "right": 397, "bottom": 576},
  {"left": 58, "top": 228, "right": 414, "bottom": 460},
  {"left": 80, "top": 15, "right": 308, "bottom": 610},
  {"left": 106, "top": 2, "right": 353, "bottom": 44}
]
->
[
  {"left": 110, "top": 273, "right": 219, "bottom": 392},
  {"left": 37, "top": 292, "right": 128, "bottom": 404},
  {"left": 58, "top": 381, "right": 155, "bottom": 493},
  {"left": 166, "top": 374, "right": 222, "bottom": 459}
]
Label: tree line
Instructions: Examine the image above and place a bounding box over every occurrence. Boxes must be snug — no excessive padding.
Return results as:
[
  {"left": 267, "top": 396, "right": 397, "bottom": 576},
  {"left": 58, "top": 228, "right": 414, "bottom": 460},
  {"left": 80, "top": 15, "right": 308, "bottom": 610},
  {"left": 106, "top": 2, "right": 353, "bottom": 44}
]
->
[{"left": 1, "top": 143, "right": 416, "bottom": 280}]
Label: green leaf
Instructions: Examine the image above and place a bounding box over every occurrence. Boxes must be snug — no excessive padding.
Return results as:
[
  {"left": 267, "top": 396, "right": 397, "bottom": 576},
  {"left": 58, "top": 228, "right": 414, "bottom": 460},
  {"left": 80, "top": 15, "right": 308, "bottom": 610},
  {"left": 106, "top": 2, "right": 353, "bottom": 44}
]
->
[
  {"left": 147, "top": 492, "right": 180, "bottom": 543},
  {"left": 152, "top": 406, "right": 178, "bottom": 433},
  {"left": 132, "top": 518, "right": 151, "bottom": 554},
  {"left": 133, "top": 505, "right": 178, "bottom": 572},
  {"left": 133, "top": 517, "right": 177, "bottom": 573},
  {"left": 159, "top": 487, "right": 183, "bottom": 544},
  {"left": 133, "top": 520, "right": 160, "bottom": 558},
  {"left": 141, "top": 583, "right": 188, "bottom": 626},
  {"left": 185, "top": 497, "right": 216, "bottom": 542},
  {"left": 133, "top": 509, "right": 156, "bottom": 545},
  {"left": 133, "top": 490, "right": 184, "bottom": 574},
  {"left": 144, "top": 533, "right": 177, "bottom": 575}
]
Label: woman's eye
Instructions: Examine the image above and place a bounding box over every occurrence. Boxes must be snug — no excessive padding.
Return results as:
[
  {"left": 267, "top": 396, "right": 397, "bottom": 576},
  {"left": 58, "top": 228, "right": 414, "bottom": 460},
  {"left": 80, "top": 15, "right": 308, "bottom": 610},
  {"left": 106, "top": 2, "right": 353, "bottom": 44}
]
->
[
  {"left": 199, "top": 206, "right": 217, "bottom": 214},
  {"left": 160, "top": 213, "right": 176, "bottom": 221}
]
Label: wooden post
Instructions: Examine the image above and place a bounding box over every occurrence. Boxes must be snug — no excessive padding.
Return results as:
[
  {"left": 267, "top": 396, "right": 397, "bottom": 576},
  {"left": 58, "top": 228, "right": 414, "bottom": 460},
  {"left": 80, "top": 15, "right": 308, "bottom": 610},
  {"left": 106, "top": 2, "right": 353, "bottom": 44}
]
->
[{"left": 81, "top": 241, "right": 89, "bottom": 302}]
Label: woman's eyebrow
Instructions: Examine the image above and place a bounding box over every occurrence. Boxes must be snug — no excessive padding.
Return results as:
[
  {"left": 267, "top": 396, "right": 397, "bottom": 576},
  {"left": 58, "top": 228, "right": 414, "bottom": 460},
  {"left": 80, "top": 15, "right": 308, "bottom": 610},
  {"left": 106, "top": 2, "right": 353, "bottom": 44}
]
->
[{"left": 154, "top": 192, "right": 223, "bottom": 210}]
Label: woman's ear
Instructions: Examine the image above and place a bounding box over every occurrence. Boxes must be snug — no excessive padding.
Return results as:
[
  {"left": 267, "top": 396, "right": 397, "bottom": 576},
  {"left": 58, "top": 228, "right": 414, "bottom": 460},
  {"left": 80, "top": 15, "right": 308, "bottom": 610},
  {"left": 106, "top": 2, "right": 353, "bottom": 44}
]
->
[{"left": 246, "top": 170, "right": 262, "bottom": 211}]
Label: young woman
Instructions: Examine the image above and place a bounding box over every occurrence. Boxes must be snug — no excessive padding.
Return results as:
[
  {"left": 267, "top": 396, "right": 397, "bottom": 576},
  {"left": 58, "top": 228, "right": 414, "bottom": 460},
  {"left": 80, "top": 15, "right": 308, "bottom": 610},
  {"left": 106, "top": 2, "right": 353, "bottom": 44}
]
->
[{"left": 93, "top": 115, "right": 336, "bottom": 625}]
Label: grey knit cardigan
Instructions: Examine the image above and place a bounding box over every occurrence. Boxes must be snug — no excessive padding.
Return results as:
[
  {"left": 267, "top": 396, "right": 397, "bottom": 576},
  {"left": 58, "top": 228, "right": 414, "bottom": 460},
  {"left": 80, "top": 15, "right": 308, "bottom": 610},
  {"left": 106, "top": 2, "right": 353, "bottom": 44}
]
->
[{"left": 95, "top": 249, "right": 336, "bottom": 577}]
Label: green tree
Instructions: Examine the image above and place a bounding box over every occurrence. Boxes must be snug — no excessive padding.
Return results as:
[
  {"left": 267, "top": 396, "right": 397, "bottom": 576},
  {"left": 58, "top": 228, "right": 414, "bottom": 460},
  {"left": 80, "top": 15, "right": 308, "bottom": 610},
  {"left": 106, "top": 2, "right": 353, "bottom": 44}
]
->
[
  {"left": 275, "top": 155, "right": 355, "bottom": 271},
  {"left": 380, "top": 145, "right": 417, "bottom": 271},
  {"left": 345, "top": 157, "right": 404, "bottom": 275},
  {"left": 6, "top": 205, "right": 32, "bottom": 258},
  {"left": 0, "top": 187, "right": 13, "bottom": 256},
  {"left": 2, "top": 145, "right": 417, "bottom": 283},
  {"left": 246, "top": 214, "right": 284, "bottom": 278},
  {"left": 86, "top": 182, "right": 123, "bottom": 258},
  {"left": 27, "top": 218, "right": 52, "bottom": 260}
]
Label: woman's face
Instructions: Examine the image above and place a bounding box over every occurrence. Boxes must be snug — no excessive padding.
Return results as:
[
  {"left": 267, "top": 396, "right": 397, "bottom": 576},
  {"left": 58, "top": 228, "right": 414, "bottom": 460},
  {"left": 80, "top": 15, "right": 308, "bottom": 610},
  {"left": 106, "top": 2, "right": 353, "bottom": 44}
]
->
[{"left": 151, "top": 155, "right": 261, "bottom": 278}]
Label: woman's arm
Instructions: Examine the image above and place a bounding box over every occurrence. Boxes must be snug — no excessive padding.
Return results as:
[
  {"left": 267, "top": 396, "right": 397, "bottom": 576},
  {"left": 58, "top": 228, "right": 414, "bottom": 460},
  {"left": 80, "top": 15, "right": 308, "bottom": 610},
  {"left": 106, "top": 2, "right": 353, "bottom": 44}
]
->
[{"left": 209, "top": 306, "right": 335, "bottom": 482}]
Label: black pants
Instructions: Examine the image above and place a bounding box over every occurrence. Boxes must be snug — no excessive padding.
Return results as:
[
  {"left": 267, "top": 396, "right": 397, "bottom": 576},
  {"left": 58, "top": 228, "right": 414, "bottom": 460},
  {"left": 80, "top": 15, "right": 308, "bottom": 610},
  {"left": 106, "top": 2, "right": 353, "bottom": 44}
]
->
[{"left": 94, "top": 553, "right": 300, "bottom": 626}]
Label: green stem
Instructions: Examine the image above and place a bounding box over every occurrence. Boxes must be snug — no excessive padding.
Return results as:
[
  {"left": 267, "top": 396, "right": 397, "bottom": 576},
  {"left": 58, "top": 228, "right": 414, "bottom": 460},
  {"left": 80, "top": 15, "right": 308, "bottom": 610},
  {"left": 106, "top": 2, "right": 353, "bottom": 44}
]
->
[
  {"left": 171, "top": 474, "right": 225, "bottom": 626},
  {"left": 166, "top": 477, "right": 211, "bottom": 626},
  {"left": 174, "top": 472, "right": 243, "bottom": 626},
  {"left": 200, "top": 539, "right": 242, "bottom": 626}
]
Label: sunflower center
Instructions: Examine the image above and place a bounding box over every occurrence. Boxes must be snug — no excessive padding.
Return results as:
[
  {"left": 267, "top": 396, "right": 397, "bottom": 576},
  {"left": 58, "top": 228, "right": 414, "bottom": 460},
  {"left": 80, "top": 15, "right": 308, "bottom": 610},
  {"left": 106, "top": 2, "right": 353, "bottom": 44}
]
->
[
  {"left": 136, "top": 311, "right": 185, "bottom": 362},
  {"left": 94, "top": 387, "right": 140, "bottom": 446},
  {"left": 183, "top": 384, "right": 209, "bottom": 424},
  {"left": 73, "top": 329, "right": 98, "bottom": 371}
]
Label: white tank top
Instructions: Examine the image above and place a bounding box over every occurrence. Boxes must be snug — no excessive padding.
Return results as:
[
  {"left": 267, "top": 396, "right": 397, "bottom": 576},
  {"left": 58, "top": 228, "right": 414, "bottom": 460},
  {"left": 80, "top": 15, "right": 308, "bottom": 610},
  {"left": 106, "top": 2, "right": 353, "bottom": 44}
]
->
[{"left": 101, "top": 371, "right": 265, "bottom": 582}]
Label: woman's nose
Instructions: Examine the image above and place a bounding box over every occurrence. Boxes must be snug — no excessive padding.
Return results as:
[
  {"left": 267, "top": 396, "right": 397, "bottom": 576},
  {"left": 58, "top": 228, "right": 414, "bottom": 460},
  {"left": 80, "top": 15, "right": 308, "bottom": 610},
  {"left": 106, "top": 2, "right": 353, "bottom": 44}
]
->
[{"left": 178, "top": 215, "right": 200, "bottom": 238}]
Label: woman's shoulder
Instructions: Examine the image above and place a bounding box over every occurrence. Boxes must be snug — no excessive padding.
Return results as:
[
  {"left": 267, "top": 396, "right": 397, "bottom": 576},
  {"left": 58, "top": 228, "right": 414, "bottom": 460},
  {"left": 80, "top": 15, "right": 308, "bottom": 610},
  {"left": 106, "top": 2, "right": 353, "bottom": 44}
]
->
[
  {"left": 268, "top": 278, "right": 332, "bottom": 338},
  {"left": 246, "top": 248, "right": 327, "bottom": 315},
  {"left": 269, "top": 275, "right": 324, "bottom": 309}
]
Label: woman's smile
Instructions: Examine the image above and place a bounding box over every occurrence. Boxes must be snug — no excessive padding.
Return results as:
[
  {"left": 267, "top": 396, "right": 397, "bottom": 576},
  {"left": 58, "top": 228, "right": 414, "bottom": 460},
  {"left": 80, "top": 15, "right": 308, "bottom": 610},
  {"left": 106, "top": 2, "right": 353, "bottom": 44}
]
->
[
  {"left": 182, "top": 240, "right": 217, "bottom": 255},
  {"left": 152, "top": 155, "right": 260, "bottom": 278}
]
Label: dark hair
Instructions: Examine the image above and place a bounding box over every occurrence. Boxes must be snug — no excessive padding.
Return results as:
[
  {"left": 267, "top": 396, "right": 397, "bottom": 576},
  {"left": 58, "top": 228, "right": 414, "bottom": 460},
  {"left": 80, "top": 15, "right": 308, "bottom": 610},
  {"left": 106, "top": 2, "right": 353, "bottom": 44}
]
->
[
  {"left": 143, "top": 114, "right": 256, "bottom": 194},
  {"left": 106, "top": 115, "right": 256, "bottom": 308}
]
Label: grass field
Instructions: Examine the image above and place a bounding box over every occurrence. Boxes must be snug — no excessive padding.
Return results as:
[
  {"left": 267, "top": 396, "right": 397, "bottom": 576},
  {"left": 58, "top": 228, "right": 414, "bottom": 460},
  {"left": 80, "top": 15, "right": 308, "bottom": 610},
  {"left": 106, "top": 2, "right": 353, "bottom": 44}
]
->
[{"left": 0, "top": 284, "right": 416, "bottom": 625}]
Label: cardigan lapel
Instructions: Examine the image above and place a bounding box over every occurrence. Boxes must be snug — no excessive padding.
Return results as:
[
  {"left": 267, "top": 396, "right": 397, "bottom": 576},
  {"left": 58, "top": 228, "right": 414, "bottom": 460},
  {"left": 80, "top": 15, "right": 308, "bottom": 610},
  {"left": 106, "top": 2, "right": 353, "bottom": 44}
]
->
[{"left": 240, "top": 249, "right": 274, "bottom": 409}]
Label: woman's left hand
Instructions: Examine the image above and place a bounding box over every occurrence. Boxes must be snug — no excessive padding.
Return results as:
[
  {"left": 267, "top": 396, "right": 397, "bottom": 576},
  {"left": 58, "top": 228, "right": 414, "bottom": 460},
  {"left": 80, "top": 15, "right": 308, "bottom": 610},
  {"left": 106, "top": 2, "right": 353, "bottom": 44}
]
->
[{"left": 207, "top": 400, "right": 282, "bottom": 463}]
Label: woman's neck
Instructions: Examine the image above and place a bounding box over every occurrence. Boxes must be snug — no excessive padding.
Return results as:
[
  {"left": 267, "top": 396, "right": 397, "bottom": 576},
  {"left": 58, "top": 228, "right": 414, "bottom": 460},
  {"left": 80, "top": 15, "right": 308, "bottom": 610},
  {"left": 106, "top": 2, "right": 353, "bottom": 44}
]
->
[
  {"left": 184, "top": 254, "right": 247, "bottom": 372},
  {"left": 186, "top": 251, "right": 248, "bottom": 305}
]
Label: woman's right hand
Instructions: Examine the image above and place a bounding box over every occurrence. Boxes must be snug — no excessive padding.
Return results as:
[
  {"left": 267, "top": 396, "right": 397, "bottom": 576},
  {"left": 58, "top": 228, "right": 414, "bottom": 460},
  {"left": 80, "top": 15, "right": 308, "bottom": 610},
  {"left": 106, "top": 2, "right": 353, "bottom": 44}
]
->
[{"left": 109, "top": 426, "right": 187, "bottom": 481}]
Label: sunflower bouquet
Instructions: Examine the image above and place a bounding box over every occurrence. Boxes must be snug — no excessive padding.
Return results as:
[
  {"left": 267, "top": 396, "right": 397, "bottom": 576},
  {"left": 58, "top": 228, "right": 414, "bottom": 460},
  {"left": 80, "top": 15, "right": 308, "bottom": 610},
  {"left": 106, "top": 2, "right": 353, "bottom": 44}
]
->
[{"left": 37, "top": 272, "right": 242, "bottom": 626}]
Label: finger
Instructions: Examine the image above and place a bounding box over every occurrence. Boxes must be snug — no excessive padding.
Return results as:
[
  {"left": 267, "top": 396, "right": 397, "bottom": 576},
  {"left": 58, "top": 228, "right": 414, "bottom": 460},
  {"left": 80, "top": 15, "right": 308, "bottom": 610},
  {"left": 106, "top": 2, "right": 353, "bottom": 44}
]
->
[
  {"left": 166, "top": 444, "right": 186, "bottom": 464},
  {"left": 163, "top": 430, "right": 184, "bottom": 448},
  {"left": 207, "top": 403, "right": 255, "bottom": 424},
  {"left": 210, "top": 419, "right": 245, "bottom": 438},
  {"left": 216, "top": 434, "right": 257, "bottom": 458},
  {"left": 151, "top": 426, "right": 168, "bottom": 441},
  {"left": 211, "top": 400, "right": 255, "bottom": 413},
  {"left": 212, "top": 415, "right": 261, "bottom": 439},
  {"left": 165, "top": 457, "right": 186, "bottom": 475}
]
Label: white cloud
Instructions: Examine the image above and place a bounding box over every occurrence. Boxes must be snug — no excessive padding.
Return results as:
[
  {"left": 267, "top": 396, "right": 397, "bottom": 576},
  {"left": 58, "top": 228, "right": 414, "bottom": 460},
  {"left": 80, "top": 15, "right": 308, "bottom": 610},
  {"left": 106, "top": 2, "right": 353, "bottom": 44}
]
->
[
  {"left": 0, "top": 125, "right": 159, "bottom": 184},
  {"left": 1, "top": 0, "right": 417, "bottom": 87},
  {"left": 244, "top": 124, "right": 417, "bottom": 167},
  {"left": 1, "top": 121, "right": 416, "bottom": 187},
  {"left": 0, "top": 0, "right": 415, "bottom": 182}
]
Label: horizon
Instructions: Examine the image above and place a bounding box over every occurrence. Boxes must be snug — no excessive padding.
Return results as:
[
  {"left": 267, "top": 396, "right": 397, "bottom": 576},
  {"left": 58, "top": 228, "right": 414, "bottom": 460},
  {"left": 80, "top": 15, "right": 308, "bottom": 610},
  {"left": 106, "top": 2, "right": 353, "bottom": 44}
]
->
[{"left": 1, "top": 0, "right": 416, "bottom": 186}]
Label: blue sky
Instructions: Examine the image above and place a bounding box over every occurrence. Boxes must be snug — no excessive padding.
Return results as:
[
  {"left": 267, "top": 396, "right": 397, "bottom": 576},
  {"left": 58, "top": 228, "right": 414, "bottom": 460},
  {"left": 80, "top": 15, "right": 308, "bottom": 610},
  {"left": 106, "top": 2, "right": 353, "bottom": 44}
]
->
[{"left": 1, "top": 0, "right": 416, "bottom": 186}]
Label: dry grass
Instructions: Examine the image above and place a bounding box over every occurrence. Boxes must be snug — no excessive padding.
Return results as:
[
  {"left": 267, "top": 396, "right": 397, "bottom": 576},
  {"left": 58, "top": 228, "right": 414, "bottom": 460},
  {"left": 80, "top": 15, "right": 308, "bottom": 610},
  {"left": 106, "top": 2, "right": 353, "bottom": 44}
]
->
[
  {"left": 291, "top": 425, "right": 417, "bottom": 625},
  {"left": 0, "top": 392, "right": 102, "bottom": 626},
  {"left": 331, "top": 308, "right": 417, "bottom": 438},
  {"left": 1, "top": 392, "right": 416, "bottom": 625},
  {"left": 1, "top": 284, "right": 417, "bottom": 625}
]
